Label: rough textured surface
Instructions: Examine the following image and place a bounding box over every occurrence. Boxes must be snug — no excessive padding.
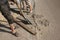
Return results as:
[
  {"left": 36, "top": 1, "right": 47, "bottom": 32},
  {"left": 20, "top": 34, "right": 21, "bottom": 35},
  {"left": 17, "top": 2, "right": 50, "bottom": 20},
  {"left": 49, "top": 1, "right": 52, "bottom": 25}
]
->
[{"left": 0, "top": 0, "right": 60, "bottom": 40}]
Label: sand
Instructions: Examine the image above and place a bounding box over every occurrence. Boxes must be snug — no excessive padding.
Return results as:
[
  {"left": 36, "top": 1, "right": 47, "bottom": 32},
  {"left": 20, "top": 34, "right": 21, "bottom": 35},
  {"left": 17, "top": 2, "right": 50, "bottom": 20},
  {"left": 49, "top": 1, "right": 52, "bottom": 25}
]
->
[{"left": 0, "top": 0, "right": 60, "bottom": 40}]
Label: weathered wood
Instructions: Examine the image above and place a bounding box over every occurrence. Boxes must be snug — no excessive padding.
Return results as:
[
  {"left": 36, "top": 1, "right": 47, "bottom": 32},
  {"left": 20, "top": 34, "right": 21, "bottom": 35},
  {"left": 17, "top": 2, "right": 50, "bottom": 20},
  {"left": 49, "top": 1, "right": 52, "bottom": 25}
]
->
[{"left": 14, "top": 20, "right": 36, "bottom": 35}]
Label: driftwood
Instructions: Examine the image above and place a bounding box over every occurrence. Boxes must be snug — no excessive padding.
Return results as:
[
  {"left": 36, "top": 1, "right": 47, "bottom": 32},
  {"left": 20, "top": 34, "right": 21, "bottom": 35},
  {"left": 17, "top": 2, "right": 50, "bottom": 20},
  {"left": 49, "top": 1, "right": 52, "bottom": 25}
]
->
[{"left": 14, "top": 19, "right": 36, "bottom": 35}]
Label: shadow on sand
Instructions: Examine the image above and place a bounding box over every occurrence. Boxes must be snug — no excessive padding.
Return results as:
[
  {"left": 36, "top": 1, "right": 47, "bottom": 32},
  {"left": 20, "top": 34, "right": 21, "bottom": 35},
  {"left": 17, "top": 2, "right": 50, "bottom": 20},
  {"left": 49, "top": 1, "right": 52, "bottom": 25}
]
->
[{"left": 0, "top": 23, "right": 13, "bottom": 35}]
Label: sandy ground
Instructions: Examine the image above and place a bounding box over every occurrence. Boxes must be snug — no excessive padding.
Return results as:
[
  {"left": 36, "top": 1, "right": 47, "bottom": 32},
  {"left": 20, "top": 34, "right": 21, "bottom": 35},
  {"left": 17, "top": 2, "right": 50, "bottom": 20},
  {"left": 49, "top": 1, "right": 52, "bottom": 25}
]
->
[{"left": 0, "top": 0, "right": 60, "bottom": 40}]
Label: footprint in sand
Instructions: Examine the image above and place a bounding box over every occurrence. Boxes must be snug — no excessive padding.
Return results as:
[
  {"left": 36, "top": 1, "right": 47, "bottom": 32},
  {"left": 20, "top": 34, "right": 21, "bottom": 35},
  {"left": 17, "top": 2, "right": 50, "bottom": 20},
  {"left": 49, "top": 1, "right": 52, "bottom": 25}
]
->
[{"left": 35, "top": 14, "right": 49, "bottom": 27}]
